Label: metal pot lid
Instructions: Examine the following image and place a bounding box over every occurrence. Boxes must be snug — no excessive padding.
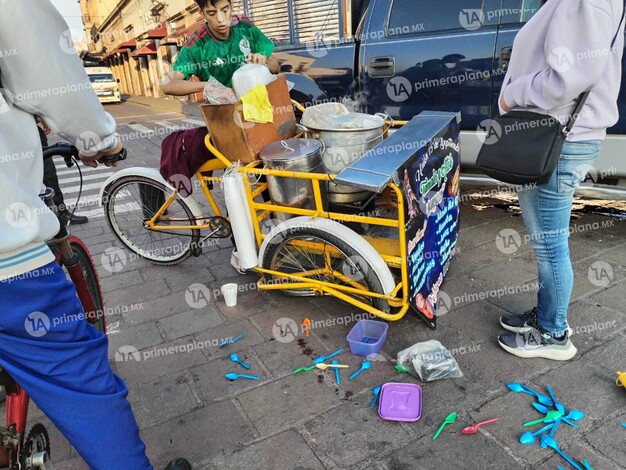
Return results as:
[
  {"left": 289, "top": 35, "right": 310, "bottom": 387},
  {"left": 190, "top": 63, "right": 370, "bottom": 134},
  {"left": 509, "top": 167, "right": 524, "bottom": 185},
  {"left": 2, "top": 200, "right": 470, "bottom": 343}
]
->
[
  {"left": 260, "top": 138, "right": 322, "bottom": 161},
  {"left": 303, "top": 113, "right": 385, "bottom": 132}
]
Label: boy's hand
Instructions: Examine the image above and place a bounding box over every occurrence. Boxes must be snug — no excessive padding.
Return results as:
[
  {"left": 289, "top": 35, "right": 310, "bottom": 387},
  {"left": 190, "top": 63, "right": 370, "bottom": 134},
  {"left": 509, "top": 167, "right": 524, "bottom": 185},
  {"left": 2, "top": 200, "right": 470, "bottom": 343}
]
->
[{"left": 246, "top": 53, "right": 267, "bottom": 65}]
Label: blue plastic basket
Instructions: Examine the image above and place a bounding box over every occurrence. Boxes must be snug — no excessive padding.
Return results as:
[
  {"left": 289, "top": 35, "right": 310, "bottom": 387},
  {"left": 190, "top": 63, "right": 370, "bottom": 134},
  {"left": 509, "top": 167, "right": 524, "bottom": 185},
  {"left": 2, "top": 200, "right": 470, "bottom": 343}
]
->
[{"left": 347, "top": 320, "right": 388, "bottom": 357}]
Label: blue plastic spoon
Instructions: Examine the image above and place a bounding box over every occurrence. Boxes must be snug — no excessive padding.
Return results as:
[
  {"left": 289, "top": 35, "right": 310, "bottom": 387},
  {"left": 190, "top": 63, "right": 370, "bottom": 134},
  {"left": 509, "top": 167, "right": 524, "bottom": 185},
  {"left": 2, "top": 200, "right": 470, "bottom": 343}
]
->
[
  {"left": 532, "top": 403, "right": 579, "bottom": 428},
  {"left": 507, "top": 383, "right": 553, "bottom": 407},
  {"left": 349, "top": 360, "right": 372, "bottom": 381},
  {"left": 219, "top": 333, "right": 245, "bottom": 348},
  {"left": 519, "top": 423, "right": 555, "bottom": 445},
  {"left": 370, "top": 385, "right": 381, "bottom": 409},
  {"left": 332, "top": 360, "right": 341, "bottom": 385},
  {"left": 313, "top": 348, "right": 344, "bottom": 364},
  {"left": 540, "top": 435, "right": 583, "bottom": 470},
  {"left": 546, "top": 384, "right": 565, "bottom": 414},
  {"left": 230, "top": 353, "right": 250, "bottom": 369},
  {"left": 225, "top": 372, "right": 260, "bottom": 381}
]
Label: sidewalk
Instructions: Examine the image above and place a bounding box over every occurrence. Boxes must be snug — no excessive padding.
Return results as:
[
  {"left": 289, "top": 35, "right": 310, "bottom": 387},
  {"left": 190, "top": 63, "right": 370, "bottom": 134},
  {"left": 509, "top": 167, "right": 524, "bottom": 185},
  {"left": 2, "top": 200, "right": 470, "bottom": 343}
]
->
[{"left": 125, "top": 94, "right": 205, "bottom": 120}]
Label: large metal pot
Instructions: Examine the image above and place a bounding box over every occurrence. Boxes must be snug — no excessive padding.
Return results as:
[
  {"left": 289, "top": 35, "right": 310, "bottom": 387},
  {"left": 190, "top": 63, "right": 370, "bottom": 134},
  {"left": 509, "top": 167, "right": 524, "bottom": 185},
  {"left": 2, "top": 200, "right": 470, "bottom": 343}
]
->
[
  {"left": 301, "top": 113, "right": 387, "bottom": 203},
  {"left": 259, "top": 138, "right": 325, "bottom": 221}
]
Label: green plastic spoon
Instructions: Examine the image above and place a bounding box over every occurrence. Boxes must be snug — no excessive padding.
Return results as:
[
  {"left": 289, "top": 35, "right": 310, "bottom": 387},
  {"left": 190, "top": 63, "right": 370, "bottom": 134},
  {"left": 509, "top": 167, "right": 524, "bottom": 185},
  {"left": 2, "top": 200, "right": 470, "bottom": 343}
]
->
[
  {"left": 524, "top": 410, "right": 562, "bottom": 427},
  {"left": 292, "top": 365, "right": 317, "bottom": 374},
  {"left": 433, "top": 412, "right": 457, "bottom": 441}
]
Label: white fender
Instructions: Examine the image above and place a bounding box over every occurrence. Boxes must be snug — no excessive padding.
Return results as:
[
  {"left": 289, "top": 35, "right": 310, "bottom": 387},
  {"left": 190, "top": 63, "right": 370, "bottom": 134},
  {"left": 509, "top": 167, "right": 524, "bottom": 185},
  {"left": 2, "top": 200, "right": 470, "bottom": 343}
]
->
[
  {"left": 258, "top": 216, "right": 396, "bottom": 295},
  {"left": 99, "top": 167, "right": 204, "bottom": 221}
]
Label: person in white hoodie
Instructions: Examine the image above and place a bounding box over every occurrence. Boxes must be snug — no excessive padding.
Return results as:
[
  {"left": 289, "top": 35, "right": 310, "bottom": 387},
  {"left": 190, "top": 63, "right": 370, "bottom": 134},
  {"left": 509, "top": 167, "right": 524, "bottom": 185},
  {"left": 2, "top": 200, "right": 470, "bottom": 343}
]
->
[
  {"left": 0, "top": 1, "right": 190, "bottom": 469},
  {"left": 496, "top": 0, "right": 624, "bottom": 361}
]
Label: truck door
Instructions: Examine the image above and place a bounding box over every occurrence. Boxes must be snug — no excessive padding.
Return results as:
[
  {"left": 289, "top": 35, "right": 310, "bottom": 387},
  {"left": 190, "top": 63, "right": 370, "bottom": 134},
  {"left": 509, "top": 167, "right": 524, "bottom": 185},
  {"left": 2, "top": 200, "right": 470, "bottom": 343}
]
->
[{"left": 359, "top": 0, "right": 501, "bottom": 129}]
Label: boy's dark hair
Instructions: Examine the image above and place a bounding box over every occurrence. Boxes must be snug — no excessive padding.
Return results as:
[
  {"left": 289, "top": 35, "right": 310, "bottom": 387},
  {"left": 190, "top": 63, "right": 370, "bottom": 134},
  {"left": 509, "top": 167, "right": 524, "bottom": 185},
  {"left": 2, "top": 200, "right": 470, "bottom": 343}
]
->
[{"left": 195, "top": 0, "right": 230, "bottom": 9}]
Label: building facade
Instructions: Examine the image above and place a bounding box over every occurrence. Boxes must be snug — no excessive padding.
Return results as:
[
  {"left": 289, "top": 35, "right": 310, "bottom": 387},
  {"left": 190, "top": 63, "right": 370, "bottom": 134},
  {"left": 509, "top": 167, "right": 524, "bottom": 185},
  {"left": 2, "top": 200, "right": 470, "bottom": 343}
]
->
[{"left": 78, "top": 0, "right": 344, "bottom": 100}]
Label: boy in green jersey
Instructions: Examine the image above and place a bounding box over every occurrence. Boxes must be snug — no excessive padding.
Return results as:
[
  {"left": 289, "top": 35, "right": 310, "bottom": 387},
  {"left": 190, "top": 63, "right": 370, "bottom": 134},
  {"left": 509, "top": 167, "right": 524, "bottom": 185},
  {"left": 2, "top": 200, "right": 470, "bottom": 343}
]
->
[{"left": 162, "top": 0, "right": 279, "bottom": 98}]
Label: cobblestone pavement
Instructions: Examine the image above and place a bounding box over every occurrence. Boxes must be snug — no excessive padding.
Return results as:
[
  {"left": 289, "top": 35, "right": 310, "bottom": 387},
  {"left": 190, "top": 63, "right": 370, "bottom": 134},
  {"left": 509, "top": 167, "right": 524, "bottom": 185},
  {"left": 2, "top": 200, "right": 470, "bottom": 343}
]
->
[{"left": 8, "top": 99, "right": 626, "bottom": 470}]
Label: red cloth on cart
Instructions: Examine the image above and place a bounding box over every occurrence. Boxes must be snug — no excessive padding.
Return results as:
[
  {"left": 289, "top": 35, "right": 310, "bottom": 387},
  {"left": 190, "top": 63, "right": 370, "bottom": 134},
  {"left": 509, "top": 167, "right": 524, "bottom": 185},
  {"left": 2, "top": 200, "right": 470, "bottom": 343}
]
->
[{"left": 159, "top": 126, "right": 213, "bottom": 196}]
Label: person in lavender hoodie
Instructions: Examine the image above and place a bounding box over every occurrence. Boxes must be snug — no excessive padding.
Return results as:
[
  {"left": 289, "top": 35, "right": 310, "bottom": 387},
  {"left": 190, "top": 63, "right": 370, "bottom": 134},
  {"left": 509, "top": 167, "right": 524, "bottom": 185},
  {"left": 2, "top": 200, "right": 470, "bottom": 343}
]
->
[{"left": 497, "top": 0, "right": 624, "bottom": 360}]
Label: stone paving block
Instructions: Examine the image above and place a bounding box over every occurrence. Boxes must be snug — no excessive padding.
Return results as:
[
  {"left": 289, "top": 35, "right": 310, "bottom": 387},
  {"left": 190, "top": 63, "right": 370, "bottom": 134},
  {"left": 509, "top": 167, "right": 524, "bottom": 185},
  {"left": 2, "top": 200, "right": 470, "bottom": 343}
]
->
[
  {"left": 457, "top": 212, "right": 523, "bottom": 251},
  {"left": 580, "top": 333, "right": 626, "bottom": 374},
  {"left": 207, "top": 430, "right": 324, "bottom": 470},
  {"left": 253, "top": 335, "right": 329, "bottom": 377},
  {"left": 105, "top": 278, "right": 171, "bottom": 306},
  {"left": 531, "top": 360, "right": 626, "bottom": 426},
  {"left": 446, "top": 242, "right": 533, "bottom": 281},
  {"left": 107, "top": 320, "right": 164, "bottom": 357},
  {"left": 380, "top": 426, "right": 524, "bottom": 470},
  {"left": 585, "top": 410, "right": 626, "bottom": 466},
  {"left": 589, "top": 280, "right": 626, "bottom": 315},
  {"left": 53, "top": 457, "right": 89, "bottom": 470},
  {"left": 191, "top": 353, "right": 268, "bottom": 403},
  {"left": 469, "top": 258, "right": 538, "bottom": 288},
  {"left": 236, "top": 373, "right": 341, "bottom": 436},
  {"left": 304, "top": 400, "right": 411, "bottom": 469},
  {"left": 534, "top": 440, "right": 622, "bottom": 470},
  {"left": 568, "top": 217, "right": 626, "bottom": 263},
  {"left": 457, "top": 339, "right": 553, "bottom": 394},
  {"left": 330, "top": 353, "right": 405, "bottom": 400},
  {"left": 214, "top": 286, "right": 274, "bottom": 321},
  {"left": 439, "top": 300, "right": 509, "bottom": 343},
  {"left": 114, "top": 335, "right": 209, "bottom": 386},
  {"left": 208, "top": 261, "right": 241, "bottom": 281},
  {"left": 158, "top": 306, "right": 224, "bottom": 341},
  {"left": 128, "top": 373, "right": 200, "bottom": 429},
  {"left": 99, "top": 269, "right": 144, "bottom": 294},
  {"left": 163, "top": 267, "right": 216, "bottom": 294},
  {"left": 194, "top": 318, "right": 266, "bottom": 359},
  {"left": 567, "top": 300, "right": 626, "bottom": 341},
  {"left": 142, "top": 400, "right": 255, "bottom": 468},
  {"left": 123, "top": 291, "right": 198, "bottom": 326}
]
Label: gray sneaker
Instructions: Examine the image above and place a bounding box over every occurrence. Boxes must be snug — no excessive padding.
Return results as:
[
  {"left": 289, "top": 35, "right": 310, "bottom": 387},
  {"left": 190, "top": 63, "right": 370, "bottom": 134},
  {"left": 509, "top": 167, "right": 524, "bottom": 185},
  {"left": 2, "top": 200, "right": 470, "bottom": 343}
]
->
[
  {"left": 498, "top": 328, "right": 577, "bottom": 361},
  {"left": 500, "top": 307, "right": 539, "bottom": 333}
]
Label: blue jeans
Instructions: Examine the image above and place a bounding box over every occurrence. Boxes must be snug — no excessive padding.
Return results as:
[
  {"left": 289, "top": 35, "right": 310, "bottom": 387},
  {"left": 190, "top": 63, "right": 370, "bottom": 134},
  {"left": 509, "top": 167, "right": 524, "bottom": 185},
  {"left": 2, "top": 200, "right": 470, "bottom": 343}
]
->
[
  {"left": 517, "top": 140, "right": 603, "bottom": 337},
  {"left": 0, "top": 262, "right": 152, "bottom": 469}
]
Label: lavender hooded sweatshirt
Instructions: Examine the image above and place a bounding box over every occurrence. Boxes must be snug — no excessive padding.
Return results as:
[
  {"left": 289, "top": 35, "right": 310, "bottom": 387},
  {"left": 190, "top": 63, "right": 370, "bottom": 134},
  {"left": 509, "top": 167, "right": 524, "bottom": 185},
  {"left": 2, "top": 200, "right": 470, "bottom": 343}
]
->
[{"left": 500, "top": 0, "right": 625, "bottom": 141}]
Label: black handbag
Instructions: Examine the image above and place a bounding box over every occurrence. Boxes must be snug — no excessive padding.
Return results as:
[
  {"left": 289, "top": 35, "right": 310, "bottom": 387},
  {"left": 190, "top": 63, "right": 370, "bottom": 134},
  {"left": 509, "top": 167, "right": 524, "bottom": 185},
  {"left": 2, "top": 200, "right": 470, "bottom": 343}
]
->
[{"left": 477, "top": 6, "right": 625, "bottom": 185}]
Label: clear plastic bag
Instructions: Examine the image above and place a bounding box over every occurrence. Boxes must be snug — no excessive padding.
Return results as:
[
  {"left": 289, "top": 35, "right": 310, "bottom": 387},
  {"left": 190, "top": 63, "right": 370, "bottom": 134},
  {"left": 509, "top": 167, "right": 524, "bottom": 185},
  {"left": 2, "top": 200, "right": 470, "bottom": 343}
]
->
[
  {"left": 396, "top": 340, "right": 463, "bottom": 382},
  {"left": 203, "top": 76, "right": 237, "bottom": 104},
  {"left": 231, "top": 63, "right": 276, "bottom": 99},
  {"left": 301, "top": 103, "right": 349, "bottom": 129}
]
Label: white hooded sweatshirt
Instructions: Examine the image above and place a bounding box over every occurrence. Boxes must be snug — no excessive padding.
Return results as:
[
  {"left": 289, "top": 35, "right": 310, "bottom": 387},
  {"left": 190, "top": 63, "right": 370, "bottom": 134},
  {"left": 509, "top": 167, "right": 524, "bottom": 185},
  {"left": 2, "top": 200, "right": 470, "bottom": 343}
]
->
[{"left": 0, "top": 0, "right": 117, "bottom": 280}]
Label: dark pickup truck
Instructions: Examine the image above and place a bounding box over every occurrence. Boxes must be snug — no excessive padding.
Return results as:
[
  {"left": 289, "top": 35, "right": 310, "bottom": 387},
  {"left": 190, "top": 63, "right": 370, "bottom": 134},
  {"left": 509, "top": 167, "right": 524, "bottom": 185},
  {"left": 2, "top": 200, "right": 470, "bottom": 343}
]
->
[{"left": 273, "top": 0, "right": 626, "bottom": 184}]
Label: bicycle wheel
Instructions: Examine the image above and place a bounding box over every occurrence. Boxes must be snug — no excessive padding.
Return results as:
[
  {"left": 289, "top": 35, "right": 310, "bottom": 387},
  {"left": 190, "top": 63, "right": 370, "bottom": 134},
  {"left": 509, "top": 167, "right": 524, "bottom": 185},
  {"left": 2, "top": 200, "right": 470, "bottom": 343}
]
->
[
  {"left": 67, "top": 237, "right": 106, "bottom": 334},
  {"left": 261, "top": 226, "right": 390, "bottom": 313},
  {"left": 103, "top": 176, "right": 200, "bottom": 265}
]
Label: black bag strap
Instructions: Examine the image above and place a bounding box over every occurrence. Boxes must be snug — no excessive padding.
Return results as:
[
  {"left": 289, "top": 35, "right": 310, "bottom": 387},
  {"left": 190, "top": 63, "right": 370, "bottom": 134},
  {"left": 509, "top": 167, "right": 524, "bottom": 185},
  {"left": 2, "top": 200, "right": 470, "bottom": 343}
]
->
[{"left": 565, "top": 1, "right": 626, "bottom": 133}]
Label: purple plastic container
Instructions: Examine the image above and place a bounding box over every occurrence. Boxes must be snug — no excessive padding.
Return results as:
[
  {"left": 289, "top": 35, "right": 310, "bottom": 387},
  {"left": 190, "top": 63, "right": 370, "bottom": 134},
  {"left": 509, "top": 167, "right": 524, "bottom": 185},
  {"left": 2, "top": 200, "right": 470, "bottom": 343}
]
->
[{"left": 377, "top": 382, "right": 422, "bottom": 422}]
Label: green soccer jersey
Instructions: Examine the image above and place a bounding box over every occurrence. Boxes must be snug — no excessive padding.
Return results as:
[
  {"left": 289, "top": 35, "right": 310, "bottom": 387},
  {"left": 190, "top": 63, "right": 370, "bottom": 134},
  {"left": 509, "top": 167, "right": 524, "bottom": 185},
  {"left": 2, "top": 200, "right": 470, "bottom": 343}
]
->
[{"left": 172, "top": 17, "right": 275, "bottom": 88}]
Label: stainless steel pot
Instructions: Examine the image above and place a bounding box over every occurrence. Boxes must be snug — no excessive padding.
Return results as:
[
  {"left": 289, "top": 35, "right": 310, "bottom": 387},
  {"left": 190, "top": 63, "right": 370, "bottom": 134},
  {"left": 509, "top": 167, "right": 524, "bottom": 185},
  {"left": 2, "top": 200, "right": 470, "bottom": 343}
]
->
[
  {"left": 300, "top": 113, "right": 387, "bottom": 203},
  {"left": 259, "top": 138, "right": 325, "bottom": 221}
]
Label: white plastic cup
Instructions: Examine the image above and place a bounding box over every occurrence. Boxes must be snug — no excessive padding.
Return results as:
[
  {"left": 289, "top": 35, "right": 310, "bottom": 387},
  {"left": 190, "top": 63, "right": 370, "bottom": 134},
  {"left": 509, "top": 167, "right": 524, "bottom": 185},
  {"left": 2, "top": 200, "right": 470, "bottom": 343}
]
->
[{"left": 221, "top": 283, "right": 238, "bottom": 307}]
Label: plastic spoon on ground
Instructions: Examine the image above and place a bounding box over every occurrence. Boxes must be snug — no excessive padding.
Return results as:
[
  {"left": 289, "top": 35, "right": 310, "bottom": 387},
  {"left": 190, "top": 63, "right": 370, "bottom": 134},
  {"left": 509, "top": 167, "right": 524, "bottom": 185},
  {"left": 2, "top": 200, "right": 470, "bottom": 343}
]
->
[
  {"left": 292, "top": 365, "right": 317, "bottom": 374},
  {"left": 581, "top": 459, "right": 594, "bottom": 470},
  {"left": 524, "top": 410, "right": 563, "bottom": 427},
  {"left": 546, "top": 384, "right": 566, "bottom": 414},
  {"left": 312, "top": 348, "right": 344, "bottom": 364},
  {"left": 433, "top": 412, "right": 457, "bottom": 441},
  {"left": 519, "top": 423, "right": 556, "bottom": 445},
  {"left": 507, "top": 383, "right": 554, "bottom": 407},
  {"left": 225, "top": 372, "right": 260, "bottom": 381},
  {"left": 462, "top": 418, "right": 499, "bottom": 434},
  {"left": 332, "top": 360, "right": 341, "bottom": 385},
  {"left": 229, "top": 353, "right": 250, "bottom": 369},
  {"left": 370, "top": 385, "right": 381, "bottom": 409},
  {"left": 315, "top": 363, "right": 348, "bottom": 370},
  {"left": 533, "top": 403, "right": 579, "bottom": 428},
  {"left": 540, "top": 435, "right": 583, "bottom": 470},
  {"left": 219, "top": 333, "right": 245, "bottom": 348},
  {"left": 349, "top": 360, "right": 372, "bottom": 381}
]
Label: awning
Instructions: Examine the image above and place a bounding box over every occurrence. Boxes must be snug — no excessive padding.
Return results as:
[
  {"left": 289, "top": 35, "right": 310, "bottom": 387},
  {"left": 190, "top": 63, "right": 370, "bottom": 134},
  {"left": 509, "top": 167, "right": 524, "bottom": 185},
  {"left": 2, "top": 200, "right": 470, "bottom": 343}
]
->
[
  {"left": 104, "top": 47, "right": 130, "bottom": 59},
  {"left": 130, "top": 41, "right": 157, "bottom": 58},
  {"left": 118, "top": 39, "right": 137, "bottom": 48},
  {"left": 146, "top": 24, "right": 168, "bottom": 39},
  {"left": 163, "top": 20, "right": 204, "bottom": 46}
]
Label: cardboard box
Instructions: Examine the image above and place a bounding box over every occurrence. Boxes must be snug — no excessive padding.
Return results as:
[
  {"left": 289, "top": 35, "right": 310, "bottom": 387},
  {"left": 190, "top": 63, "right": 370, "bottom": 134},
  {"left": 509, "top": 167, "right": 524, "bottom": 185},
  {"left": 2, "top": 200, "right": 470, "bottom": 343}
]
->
[{"left": 200, "top": 76, "right": 296, "bottom": 163}]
